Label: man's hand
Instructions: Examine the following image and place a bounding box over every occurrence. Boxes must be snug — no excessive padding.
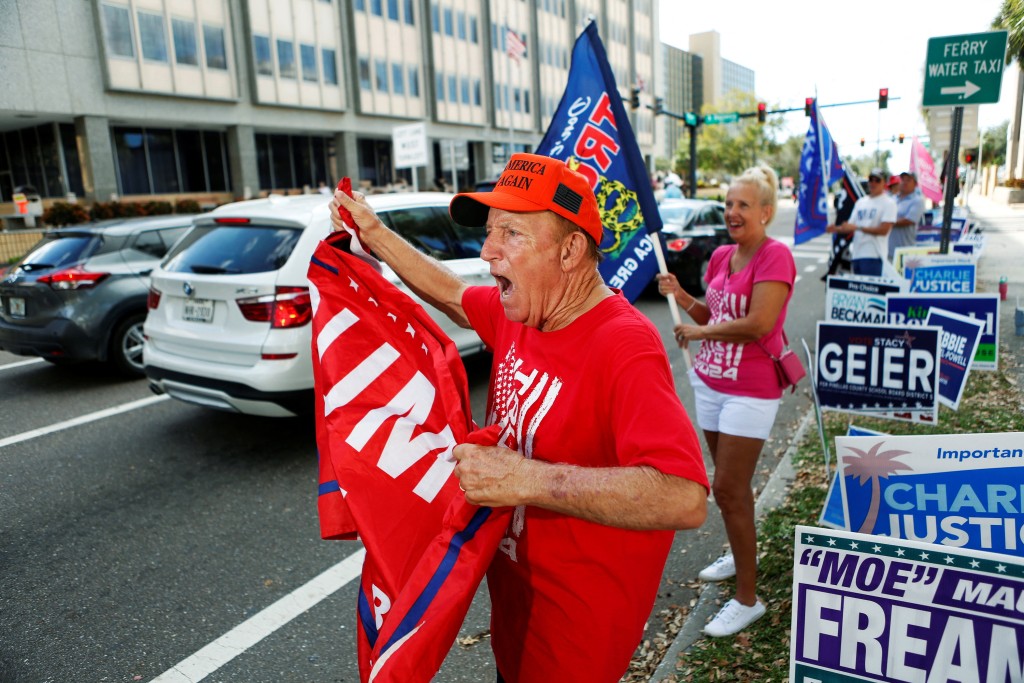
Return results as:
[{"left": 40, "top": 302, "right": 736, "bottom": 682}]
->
[
  {"left": 453, "top": 442, "right": 532, "bottom": 507},
  {"left": 329, "top": 189, "right": 386, "bottom": 245}
]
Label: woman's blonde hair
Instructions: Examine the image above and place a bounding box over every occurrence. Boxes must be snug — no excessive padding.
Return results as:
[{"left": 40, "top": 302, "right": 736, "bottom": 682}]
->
[{"left": 732, "top": 165, "right": 779, "bottom": 225}]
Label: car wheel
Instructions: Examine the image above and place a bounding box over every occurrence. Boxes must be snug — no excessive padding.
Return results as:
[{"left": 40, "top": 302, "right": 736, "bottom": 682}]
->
[
  {"left": 109, "top": 313, "right": 147, "bottom": 377},
  {"left": 682, "top": 255, "right": 710, "bottom": 297}
]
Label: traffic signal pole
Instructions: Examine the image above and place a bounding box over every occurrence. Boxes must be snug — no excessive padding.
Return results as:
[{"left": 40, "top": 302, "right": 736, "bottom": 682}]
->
[{"left": 939, "top": 106, "right": 964, "bottom": 255}]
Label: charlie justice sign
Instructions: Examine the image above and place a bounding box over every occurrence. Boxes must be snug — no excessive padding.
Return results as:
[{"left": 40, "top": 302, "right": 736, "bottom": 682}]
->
[
  {"left": 835, "top": 431, "right": 1024, "bottom": 555},
  {"left": 790, "top": 525, "right": 1024, "bottom": 683}
]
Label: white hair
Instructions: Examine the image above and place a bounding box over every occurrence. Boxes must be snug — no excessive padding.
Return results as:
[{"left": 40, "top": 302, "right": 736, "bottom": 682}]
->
[{"left": 732, "top": 165, "right": 779, "bottom": 224}]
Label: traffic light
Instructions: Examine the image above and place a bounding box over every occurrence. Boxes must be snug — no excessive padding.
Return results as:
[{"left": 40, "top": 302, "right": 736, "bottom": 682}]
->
[
  {"left": 860, "top": 138, "right": 865, "bottom": 147},
  {"left": 757, "top": 102, "right": 766, "bottom": 124},
  {"left": 878, "top": 88, "right": 888, "bottom": 109},
  {"left": 629, "top": 87, "right": 640, "bottom": 110},
  {"left": 804, "top": 97, "right": 814, "bottom": 117},
  {"left": 653, "top": 96, "right": 664, "bottom": 115},
  {"left": 964, "top": 149, "right": 976, "bottom": 164},
  {"left": 898, "top": 133, "right": 905, "bottom": 144}
]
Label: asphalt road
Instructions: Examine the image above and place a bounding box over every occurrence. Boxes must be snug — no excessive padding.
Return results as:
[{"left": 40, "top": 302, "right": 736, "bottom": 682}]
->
[{"left": 0, "top": 201, "right": 828, "bottom": 683}]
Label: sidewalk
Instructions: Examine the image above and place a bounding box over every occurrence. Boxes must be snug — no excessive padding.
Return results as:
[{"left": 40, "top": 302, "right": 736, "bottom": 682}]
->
[{"left": 648, "top": 193, "right": 1023, "bottom": 681}]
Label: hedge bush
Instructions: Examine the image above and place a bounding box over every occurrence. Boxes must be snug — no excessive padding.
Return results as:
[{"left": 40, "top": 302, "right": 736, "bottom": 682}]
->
[{"left": 41, "top": 202, "right": 90, "bottom": 226}]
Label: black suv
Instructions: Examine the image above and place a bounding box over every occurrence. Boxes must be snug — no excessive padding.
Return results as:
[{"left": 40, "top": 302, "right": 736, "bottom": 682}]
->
[{"left": 0, "top": 215, "right": 192, "bottom": 375}]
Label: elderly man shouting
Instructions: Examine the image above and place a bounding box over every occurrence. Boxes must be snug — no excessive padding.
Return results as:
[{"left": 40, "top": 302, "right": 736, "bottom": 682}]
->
[{"left": 331, "top": 153, "right": 708, "bottom": 683}]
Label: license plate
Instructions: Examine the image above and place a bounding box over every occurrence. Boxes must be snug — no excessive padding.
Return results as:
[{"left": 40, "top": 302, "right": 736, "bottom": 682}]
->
[
  {"left": 182, "top": 298, "right": 214, "bottom": 323},
  {"left": 9, "top": 297, "right": 25, "bottom": 318}
]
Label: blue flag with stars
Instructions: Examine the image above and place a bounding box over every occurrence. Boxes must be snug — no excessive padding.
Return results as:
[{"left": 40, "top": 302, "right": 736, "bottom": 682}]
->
[{"left": 795, "top": 100, "right": 844, "bottom": 245}]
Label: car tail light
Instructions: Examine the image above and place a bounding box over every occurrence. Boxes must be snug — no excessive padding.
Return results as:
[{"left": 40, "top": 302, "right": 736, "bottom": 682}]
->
[
  {"left": 37, "top": 266, "right": 109, "bottom": 290},
  {"left": 147, "top": 287, "right": 162, "bottom": 310},
  {"left": 666, "top": 237, "right": 693, "bottom": 252},
  {"left": 214, "top": 217, "right": 251, "bottom": 225},
  {"left": 237, "top": 286, "right": 312, "bottom": 328},
  {"left": 261, "top": 352, "right": 299, "bottom": 360}
]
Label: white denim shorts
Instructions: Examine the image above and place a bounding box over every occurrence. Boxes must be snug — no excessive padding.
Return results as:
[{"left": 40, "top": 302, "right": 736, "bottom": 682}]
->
[{"left": 688, "top": 369, "right": 781, "bottom": 440}]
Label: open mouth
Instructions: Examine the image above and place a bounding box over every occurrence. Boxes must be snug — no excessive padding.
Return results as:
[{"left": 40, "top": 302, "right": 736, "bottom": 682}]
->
[{"left": 494, "top": 275, "right": 513, "bottom": 298}]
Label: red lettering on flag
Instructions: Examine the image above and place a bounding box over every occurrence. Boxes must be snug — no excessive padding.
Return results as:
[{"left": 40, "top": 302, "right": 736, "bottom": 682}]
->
[
  {"left": 574, "top": 123, "right": 620, "bottom": 172},
  {"left": 589, "top": 92, "right": 616, "bottom": 129}
]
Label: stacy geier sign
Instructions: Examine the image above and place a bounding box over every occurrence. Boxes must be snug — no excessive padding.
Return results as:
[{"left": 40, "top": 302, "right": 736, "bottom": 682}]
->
[
  {"left": 791, "top": 525, "right": 1024, "bottom": 683},
  {"left": 816, "top": 322, "right": 940, "bottom": 422},
  {"left": 825, "top": 276, "right": 905, "bottom": 324}
]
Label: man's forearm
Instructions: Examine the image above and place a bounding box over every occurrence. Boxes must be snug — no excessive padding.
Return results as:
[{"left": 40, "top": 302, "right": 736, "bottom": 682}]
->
[{"left": 521, "top": 460, "right": 707, "bottom": 530}]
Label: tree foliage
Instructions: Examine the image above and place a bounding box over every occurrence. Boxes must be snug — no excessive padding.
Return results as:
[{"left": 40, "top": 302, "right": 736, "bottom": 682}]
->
[
  {"left": 982, "top": 120, "right": 1009, "bottom": 166},
  {"left": 993, "top": 0, "right": 1024, "bottom": 66},
  {"left": 675, "top": 91, "right": 783, "bottom": 180}
]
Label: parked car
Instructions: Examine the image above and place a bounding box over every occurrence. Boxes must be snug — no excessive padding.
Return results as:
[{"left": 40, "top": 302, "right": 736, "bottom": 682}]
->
[
  {"left": 656, "top": 198, "right": 733, "bottom": 296},
  {"left": 0, "top": 216, "right": 192, "bottom": 375},
  {"left": 143, "top": 193, "right": 491, "bottom": 418}
]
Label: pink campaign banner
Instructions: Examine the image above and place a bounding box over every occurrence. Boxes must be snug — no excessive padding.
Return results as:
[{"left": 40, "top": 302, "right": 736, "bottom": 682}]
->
[{"left": 910, "top": 136, "right": 943, "bottom": 204}]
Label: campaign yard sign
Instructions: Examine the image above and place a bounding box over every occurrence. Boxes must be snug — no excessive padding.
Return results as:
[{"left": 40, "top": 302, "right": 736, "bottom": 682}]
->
[
  {"left": 835, "top": 431, "right": 1024, "bottom": 556},
  {"left": 820, "top": 425, "right": 888, "bottom": 530},
  {"left": 790, "top": 525, "right": 1024, "bottom": 683},
  {"left": 816, "top": 322, "right": 940, "bottom": 422},
  {"left": 825, "top": 276, "right": 905, "bottom": 324},
  {"left": 887, "top": 294, "right": 999, "bottom": 370},
  {"left": 907, "top": 261, "right": 977, "bottom": 295},
  {"left": 927, "top": 308, "right": 986, "bottom": 410}
]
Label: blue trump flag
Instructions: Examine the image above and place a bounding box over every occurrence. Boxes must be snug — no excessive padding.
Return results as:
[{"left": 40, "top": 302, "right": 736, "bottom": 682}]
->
[
  {"left": 535, "top": 21, "right": 661, "bottom": 302},
  {"left": 795, "top": 100, "right": 844, "bottom": 245}
]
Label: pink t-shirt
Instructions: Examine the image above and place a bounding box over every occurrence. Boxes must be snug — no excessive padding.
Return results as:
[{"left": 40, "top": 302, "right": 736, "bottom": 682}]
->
[{"left": 693, "top": 238, "right": 796, "bottom": 399}]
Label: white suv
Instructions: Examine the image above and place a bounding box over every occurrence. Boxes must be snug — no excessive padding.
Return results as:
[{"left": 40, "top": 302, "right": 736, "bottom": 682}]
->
[{"left": 143, "top": 193, "right": 491, "bottom": 417}]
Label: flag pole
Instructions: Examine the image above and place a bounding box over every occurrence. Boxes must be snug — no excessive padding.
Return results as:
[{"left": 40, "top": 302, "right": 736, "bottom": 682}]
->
[
  {"left": 815, "top": 87, "right": 829, "bottom": 189},
  {"left": 505, "top": 19, "right": 514, "bottom": 158},
  {"left": 650, "top": 235, "right": 693, "bottom": 370}
]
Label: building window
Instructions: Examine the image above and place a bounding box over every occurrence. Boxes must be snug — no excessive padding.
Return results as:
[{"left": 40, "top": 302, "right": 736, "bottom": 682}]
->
[
  {"left": 524, "top": 89, "right": 530, "bottom": 113},
  {"left": 300, "top": 44, "right": 317, "bottom": 82},
  {"left": 277, "top": 40, "right": 296, "bottom": 79},
  {"left": 431, "top": 2, "right": 439, "bottom": 32},
  {"left": 253, "top": 35, "right": 272, "bottom": 75},
  {"left": 469, "top": 16, "right": 478, "bottom": 43},
  {"left": 203, "top": 24, "right": 227, "bottom": 69},
  {"left": 358, "top": 57, "right": 371, "bottom": 89},
  {"left": 392, "top": 63, "right": 405, "bottom": 95},
  {"left": 460, "top": 77, "right": 469, "bottom": 104},
  {"left": 473, "top": 78, "right": 481, "bottom": 105},
  {"left": 456, "top": 10, "right": 466, "bottom": 40},
  {"left": 387, "top": 0, "right": 399, "bottom": 20},
  {"left": 443, "top": 8, "right": 453, "bottom": 36},
  {"left": 447, "top": 75, "right": 456, "bottom": 103},
  {"left": 514, "top": 88, "right": 521, "bottom": 112},
  {"left": 137, "top": 11, "right": 168, "bottom": 62},
  {"left": 171, "top": 18, "right": 197, "bottom": 66},
  {"left": 112, "top": 127, "right": 231, "bottom": 196},
  {"left": 370, "top": 0, "right": 383, "bottom": 16},
  {"left": 375, "top": 59, "right": 388, "bottom": 92},
  {"left": 403, "top": 0, "right": 414, "bottom": 25},
  {"left": 322, "top": 48, "right": 338, "bottom": 84},
  {"left": 101, "top": 4, "right": 134, "bottom": 58},
  {"left": 435, "top": 72, "right": 444, "bottom": 101},
  {"left": 354, "top": 0, "right": 365, "bottom": 9},
  {"left": 408, "top": 66, "right": 419, "bottom": 96}
]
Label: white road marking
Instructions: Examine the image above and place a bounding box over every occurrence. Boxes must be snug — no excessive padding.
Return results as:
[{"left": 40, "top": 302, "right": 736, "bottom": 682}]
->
[
  {"left": 0, "top": 358, "right": 45, "bottom": 371},
  {"left": 0, "top": 395, "right": 170, "bottom": 449},
  {"left": 150, "top": 549, "right": 366, "bottom": 683},
  {"left": 803, "top": 264, "right": 819, "bottom": 273}
]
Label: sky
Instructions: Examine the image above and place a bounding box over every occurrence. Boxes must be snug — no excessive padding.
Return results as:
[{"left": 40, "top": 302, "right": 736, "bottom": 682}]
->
[{"left": 658, "top": 0, "right": 1018, "bottom": 170}]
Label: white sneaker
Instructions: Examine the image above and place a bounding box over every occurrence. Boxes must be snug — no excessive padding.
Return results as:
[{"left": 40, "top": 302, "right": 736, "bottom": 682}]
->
[
  {"left": 703, "top": 599, "right": 766, "bottom": 637},
  {"left": 698, "top": 553, "right": 736, "bottom": 581}
]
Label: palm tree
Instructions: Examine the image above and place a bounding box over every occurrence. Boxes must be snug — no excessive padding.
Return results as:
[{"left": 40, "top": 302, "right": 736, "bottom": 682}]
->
[
  {"left": 843, "top": 442, "right": 912, "bottom": 534},
  {"left": 993, "top": 0, "right": 1024, "bottom": 180}
]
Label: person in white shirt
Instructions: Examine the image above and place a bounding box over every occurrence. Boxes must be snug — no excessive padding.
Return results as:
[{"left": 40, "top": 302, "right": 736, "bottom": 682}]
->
[{"left": 826, "top": 168, "right": 896, "bottom": 276}]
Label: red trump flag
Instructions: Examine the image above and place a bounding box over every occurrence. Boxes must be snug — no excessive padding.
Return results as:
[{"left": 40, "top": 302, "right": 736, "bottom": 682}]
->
[{"left": 309, "top": 234, "right": 508, "bottom": 682}]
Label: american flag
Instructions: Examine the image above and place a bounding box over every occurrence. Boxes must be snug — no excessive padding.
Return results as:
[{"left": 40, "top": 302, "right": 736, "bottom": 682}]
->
[{"left": 506, "top": 28, "right": 526, "bottom": 63}]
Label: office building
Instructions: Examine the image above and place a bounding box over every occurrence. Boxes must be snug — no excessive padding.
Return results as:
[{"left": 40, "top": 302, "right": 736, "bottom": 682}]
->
[
  {"left": 661, "top": 43, "right": 702, "bottom": 162},
  {"left": 0, "top": 0, "right": 658, "bottom": 209},
  {"left": 687, "top": 30, "right": 754, "bottom": 108}
]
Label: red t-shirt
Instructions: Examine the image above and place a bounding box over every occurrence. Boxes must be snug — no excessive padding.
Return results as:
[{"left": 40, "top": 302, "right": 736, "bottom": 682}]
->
[
  {"left": 462, "top": 286, "right": 708, "bottom": 683},
  {"left": 694, "top": 239, "right": 796, "bottom": 399}
]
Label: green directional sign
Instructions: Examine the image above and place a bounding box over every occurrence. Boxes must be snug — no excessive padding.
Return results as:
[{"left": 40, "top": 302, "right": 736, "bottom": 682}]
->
[
  {"left": 683, "top": 112, "right": 697, "bottom": 126},
  {"left": 703, "top": 112, "right": 739, "bottom": 125},
  {"left": 923, "top": 30, "right": 1008, "bottom": 107}
]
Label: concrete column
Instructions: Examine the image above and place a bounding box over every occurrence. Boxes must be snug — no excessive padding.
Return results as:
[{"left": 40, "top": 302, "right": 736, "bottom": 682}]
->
[
  {"left": 74, "top": 116, "right": 118, "bottom": 202},
  {"left": 333, "top": 131, "right": 359, "bottom": 184},
  {"left": 226, "top": 125, "right": 259, "bottom": 199}
]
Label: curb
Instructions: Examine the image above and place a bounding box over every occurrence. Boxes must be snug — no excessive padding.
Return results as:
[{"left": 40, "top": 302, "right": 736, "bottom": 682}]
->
[{"left": 649, "top": 407, "right": 815, "bottom": 683}]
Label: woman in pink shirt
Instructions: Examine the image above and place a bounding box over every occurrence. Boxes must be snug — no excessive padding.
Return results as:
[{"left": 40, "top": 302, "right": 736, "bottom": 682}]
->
[{"left": 658, "top": 165, "right": 796, "bottom": 638}]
